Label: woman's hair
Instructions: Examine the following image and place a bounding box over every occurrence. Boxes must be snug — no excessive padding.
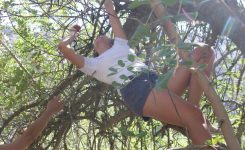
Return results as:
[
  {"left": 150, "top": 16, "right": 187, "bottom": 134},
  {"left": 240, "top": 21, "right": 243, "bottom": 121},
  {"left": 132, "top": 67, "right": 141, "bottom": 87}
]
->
[{"left": 93, "top": 37, "right": 114, "bottom": 57}]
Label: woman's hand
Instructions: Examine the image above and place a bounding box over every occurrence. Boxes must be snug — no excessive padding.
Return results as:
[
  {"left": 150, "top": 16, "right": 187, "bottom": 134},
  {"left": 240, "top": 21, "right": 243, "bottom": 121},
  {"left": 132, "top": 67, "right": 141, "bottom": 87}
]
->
[
  {"left": 58, "top": 24, "right": 85, "bottom": 69},
  {"left": 59, "top": 25, "right": 81, "bottom": 46},
  {"left": 68, "top": 25, "right": 81, "bottom": 40},
  {"left": 104, "top": 0, "right": 114, "bottom": 13},
  {"left": 72, "top": 25, "right": 81, "bottom": 32}
]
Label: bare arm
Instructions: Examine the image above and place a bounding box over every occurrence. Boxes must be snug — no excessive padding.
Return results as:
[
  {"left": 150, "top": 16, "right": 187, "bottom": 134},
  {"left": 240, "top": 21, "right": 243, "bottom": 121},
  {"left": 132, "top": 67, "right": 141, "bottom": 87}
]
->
[
  {"left": 104, "top": 0, "right": 127, "bottom": 39},
  {"left": 149, "top": 0, "right": 190, "bottom": 60},
  {"left": 1, "top": 97, "right": 63, "bottom": 150},
  {"left": 58, "top": 26, "right": 85, "bottom": 68}
]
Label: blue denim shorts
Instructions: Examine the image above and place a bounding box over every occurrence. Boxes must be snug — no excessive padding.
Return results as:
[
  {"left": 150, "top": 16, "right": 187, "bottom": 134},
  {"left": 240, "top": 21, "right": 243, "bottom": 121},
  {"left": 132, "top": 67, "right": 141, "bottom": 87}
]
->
[{"left": 120, "top": 71, "right": 158, "bottom": 120}]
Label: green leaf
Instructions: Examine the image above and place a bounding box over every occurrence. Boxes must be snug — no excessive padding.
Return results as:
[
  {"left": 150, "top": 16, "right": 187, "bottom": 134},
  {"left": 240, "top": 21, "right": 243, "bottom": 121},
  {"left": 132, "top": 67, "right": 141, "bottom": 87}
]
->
[
  {"left": 176, "top": 42, "right": 194, "bottom": 51},
  {"left": 138, "top": 53, "right": 146, "bottom": 59},
  {"left": 107, "top": 72, "right": 117, "bottom": 76},
  {"left": 152, "top": 44, "right": 173, "bottom": 52},
  {"left": 155, "top": 69, "right": 173, "bottom": 89},
  {"left": 128, "top": 54, "right": 135, "bottom": 62},
  {"left": 198, "top": 63, "right": 208, "bottom": 70},
  {"left": 168, "top": 59, "right": 177, "bottom": 66},
  {"left": 108, "top": 67, "right": 118, "bottom": 76},
  {"left": 128, "top": 0, "right": 149, "bottom": 9},
  {"left": 30, "top": 8, "right": 38, "bottom": 15},
  {"left": 127, "top": 66, "right": 134, "bottom": 72},
  {"left": 18, "top": 78, "right": 28, "bottom": 92},
  {"left": 118, "top": 127, "right": 135, "bottom": 137},
  {"left": 12, "top": 68, "right": 24, "bottom": 84},
  {"left": 111, "top": 81, "right": 122, "bottom": 88},
  {"left": 119, "top": 74, "right": 128, "bottom": 80},
  {"left": 136, "top": 131, "right": 147, "bottom": 138},
  {"left": 158, "top": 49, "right": 173, "bottom": 57},
  {"left": 129, "top": 24, "right": 150, "bottom": 47},
  {"left": 109, "top": 67, "right": 118, "bottom": 73},
  {"left": 206, "top": 135, "right": 225, "bottom": 145},
  {"left": 180, "top": 60, "right": 193, "bottom": 67},
  {"left": 3, "top": 1, "right": 12, "bottom": 9},
  {"left": 118, "top": 60, "right": 125, "bottom": 67},
  {"left": 17, "top": 18, "right": 25, "bottom": 26}
]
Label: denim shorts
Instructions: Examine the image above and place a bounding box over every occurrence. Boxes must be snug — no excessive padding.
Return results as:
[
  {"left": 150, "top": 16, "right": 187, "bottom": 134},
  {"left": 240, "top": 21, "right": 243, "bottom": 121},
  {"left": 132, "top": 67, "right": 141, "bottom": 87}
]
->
[{"left": 120, "top": 71, "right": 158, "bottom": 120}]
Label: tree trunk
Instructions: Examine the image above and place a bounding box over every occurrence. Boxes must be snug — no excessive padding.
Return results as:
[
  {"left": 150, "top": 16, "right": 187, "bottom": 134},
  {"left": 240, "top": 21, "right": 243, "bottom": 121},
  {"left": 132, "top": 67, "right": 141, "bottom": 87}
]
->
[
  {"left": 193, "top": 69, "right": 242, "bottom": 150},
  {"left": 196, "top": 0, "right": 245, "bottom": 56}
]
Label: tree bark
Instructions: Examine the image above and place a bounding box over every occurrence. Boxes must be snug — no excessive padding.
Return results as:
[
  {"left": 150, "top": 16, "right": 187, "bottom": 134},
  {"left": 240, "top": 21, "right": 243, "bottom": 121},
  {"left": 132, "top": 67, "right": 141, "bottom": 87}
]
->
[{"left": 193, "top": 69, "right": 242, "bottom": 150}]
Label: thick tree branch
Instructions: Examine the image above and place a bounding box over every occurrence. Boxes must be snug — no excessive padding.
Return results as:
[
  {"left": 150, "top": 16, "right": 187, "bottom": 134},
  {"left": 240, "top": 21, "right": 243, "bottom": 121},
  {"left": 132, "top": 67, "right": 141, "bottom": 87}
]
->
[{"left": 192, "top": 69, "right": 242, "bottom": 150}]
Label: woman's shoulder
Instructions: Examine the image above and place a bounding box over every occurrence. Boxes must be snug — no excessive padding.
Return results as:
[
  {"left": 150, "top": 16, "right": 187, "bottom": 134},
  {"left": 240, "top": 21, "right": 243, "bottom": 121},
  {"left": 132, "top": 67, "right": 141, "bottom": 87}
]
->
[
  {"left": 115, "top": 37, "right": 128, "bottom": 42},
  {"left": 114, "top": 37, "right": 129, "bottom": 47}
]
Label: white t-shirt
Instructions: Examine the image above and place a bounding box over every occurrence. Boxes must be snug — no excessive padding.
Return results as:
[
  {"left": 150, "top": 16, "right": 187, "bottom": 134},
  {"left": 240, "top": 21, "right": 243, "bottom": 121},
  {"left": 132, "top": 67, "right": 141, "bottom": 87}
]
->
[{"left": 79, "top": 37, "right": 147, "bottom": 86}]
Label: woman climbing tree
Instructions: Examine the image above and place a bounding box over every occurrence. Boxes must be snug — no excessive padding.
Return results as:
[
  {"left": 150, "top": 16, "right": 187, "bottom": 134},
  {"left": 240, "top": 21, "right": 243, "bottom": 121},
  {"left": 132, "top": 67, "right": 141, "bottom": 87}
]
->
[{"left": 58, "top": 0, "right": 215, "bottom": 149}]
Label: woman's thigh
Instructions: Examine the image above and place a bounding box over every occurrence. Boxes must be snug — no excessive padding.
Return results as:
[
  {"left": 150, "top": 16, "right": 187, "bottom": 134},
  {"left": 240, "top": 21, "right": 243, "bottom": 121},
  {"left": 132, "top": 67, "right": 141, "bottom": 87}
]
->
[
  {"left": 142, "top": 89, "right": 202, "bottom": 127},
  {"left": 167, "top": 46, "right": 214, "bottom": 96},
  {"left": 167, "top": 66, "right": 191, "bottom": 96}
]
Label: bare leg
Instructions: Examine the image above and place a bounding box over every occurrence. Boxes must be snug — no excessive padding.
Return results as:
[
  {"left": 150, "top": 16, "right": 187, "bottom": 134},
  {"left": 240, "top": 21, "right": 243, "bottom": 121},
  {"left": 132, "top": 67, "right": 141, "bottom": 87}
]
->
[
  {"left": 141, "top": 46, "right": 217, "bottom": 148},
  {"left": 167, "top": 46, "right": 217, "bottom": 133},
  {"left": 188, "top": 47, "right": 219, "bottom": 133},
  {"left": 167, "top": 46, "right": 214, "bottom": 97},
  {"left": 167, "top": 66, "right": 191, "bottom": 96},
  {"left": 187, "top": 46, "right": 215, "bottom": 106},
  {"left": 143, "top": 89, "right": 212, "bottom": 145}
]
